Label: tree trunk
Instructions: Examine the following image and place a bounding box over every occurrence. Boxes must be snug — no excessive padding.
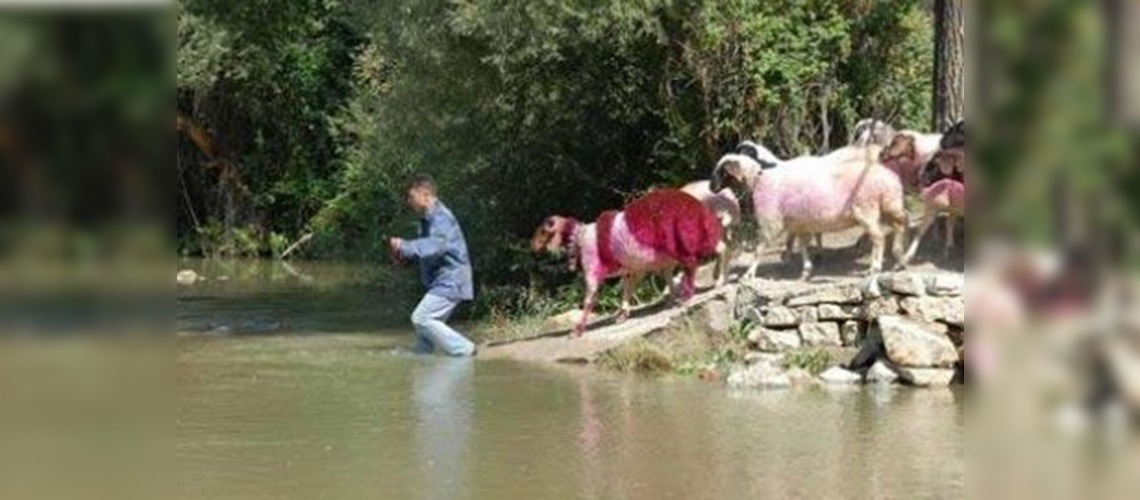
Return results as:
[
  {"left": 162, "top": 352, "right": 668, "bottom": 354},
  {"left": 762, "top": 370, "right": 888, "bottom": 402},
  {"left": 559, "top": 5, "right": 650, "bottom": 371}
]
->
[{"left": 933, "top": 0, "right": 964, "bottom": 131}]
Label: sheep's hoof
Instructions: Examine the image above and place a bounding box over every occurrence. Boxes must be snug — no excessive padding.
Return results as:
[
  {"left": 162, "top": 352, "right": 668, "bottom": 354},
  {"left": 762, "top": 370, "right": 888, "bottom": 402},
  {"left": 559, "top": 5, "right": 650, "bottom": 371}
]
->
[{"left": 615, "top": 310, "right": 631, "bottom": 323}]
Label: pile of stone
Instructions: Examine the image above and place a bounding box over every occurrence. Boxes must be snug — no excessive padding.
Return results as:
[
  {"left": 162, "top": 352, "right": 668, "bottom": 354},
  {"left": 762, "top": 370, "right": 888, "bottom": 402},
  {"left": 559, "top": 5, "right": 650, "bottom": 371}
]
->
[{"left": 728, "top": 272, "right": 964, "bottom": 388}]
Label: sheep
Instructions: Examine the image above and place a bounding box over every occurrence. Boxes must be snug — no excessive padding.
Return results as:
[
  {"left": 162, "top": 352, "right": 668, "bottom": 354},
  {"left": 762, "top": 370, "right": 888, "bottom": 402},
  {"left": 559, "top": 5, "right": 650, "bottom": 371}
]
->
[
  {"left": 901, "top": 148, "right": 966, "bottom": 265},
  {"left": 941, "top": 120, "right": 965, "bottom": 150},
  {"left": 680, "top": 180, "right": 740, "bottom": 287},
  {"left": 532, "top": 189, "right": 724, "bottom": 336},
  {"left": 850, "top": 118, "right": 897, "bottom": 147},
  {"left": 712, "top": 143, "right": 908, "bottom": 280},
  {"left": 734, "top": 141, "right": 824, "bottom": 254}
]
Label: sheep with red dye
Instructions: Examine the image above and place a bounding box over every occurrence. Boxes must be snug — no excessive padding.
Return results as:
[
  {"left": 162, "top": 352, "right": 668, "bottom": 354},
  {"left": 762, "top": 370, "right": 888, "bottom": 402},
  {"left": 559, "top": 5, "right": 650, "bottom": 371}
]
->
[
  {"left": 712, "top": 143, "right": 908, "bottom": 280},
  {"left": 531, "top": 189, "right": 724, "bottom": 336},
  {"left": 680, "top": 180, "right": 740, "bottom": 287},
  {"left": 902, "top": 147, "right": 966, "bottom": 264}
]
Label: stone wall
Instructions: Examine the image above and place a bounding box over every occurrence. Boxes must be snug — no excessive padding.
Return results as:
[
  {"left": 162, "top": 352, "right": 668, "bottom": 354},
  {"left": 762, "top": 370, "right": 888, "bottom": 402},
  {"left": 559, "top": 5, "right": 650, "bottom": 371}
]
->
[{"left": 728, "top": 272, "right": 965, "bottom": 388}]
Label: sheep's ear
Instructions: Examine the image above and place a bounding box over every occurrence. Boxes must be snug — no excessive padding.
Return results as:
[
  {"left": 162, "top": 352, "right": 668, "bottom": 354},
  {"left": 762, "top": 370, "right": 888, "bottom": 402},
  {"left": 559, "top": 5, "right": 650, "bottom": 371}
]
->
[
  {"left": 736, "top": 143, "right": 760, "bottom": 162},
  {"left": 759, "top": 159, "right": 778, "bottom": 170}
]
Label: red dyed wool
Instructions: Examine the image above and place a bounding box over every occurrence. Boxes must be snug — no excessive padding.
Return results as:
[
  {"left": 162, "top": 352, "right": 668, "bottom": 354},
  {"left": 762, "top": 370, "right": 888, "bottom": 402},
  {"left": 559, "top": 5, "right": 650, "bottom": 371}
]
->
[
  {"left": 921, "top": 178, "right": 965, "bottom": 212},
  {"left": 595, "top": 210, "right": 620, "bottom": 272},
  {"left": 622, "top": 189, "right": 722, "bottom": 268}
]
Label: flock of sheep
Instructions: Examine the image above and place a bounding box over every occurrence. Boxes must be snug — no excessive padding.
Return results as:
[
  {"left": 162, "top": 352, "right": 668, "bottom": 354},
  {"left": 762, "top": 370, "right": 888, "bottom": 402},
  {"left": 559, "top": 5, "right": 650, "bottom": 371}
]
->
[{"left": 531, "top": 118, "right": 966, "bottom": 335}]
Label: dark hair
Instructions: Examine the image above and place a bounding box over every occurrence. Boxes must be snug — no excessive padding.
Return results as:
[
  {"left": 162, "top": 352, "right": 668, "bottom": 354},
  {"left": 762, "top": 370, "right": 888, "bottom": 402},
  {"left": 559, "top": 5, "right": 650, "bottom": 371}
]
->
[{"left": 407, "top": 174, "right": 437, "bottom": 195}]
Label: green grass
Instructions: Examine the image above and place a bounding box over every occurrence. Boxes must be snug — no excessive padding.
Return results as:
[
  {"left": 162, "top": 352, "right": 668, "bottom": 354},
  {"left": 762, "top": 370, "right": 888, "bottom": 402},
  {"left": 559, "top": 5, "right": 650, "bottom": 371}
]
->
[
  {"left": 595, "top": 314, "right": 752, "bottom": 377},
  {"left": 780, "top": 348, "right": 835, "bottom": 375}
]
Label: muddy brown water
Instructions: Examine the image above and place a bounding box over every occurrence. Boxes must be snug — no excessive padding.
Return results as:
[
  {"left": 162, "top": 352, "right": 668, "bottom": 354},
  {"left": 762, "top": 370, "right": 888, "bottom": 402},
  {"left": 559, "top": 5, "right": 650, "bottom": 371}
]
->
[{"left": 177, "top": 259, "right": 964, "bottom": 499}]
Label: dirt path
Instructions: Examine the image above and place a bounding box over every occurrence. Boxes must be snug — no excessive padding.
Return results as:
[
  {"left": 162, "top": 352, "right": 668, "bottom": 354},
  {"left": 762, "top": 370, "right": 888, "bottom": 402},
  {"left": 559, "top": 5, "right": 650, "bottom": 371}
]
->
[{"left": 479, "top": 228, "right": 957, "bottom": 363}]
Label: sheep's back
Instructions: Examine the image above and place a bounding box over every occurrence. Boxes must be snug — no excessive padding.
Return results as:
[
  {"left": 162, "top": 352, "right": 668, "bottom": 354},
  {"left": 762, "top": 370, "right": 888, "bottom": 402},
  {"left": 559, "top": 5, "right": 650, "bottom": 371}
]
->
[
  {"left": 620, "top": 189, "right": 722, "bottom": 267},
  {"left": 753, "top": 158, "right": 903, "bottom": 224}
]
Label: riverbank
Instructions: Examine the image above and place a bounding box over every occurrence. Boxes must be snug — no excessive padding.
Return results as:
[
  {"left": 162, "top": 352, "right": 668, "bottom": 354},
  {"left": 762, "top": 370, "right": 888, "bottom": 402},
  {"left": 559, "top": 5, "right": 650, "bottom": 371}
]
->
[{"left": 479, "top": 268, "right": 966, "bottom": 389}]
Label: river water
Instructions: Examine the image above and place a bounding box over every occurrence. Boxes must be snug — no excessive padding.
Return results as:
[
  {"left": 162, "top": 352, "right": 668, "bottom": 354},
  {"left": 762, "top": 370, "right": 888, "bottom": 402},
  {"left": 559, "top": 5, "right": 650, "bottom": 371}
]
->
[{"left": 177, "top": 259, "right": 964, "bottom": 499}]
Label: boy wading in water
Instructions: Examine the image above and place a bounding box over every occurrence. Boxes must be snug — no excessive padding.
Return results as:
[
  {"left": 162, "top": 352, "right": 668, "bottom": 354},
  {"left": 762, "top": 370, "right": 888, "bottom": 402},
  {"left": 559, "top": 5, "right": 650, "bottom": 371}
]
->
[{"left": 389, "top": 175, "right": 477, "bottom": 357}]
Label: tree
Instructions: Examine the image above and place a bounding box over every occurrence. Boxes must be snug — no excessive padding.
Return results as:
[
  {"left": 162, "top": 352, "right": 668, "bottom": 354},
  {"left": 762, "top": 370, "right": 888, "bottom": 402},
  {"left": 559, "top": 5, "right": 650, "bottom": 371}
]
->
[{"left": 932, "top": 0, "right": 964, "bottom": 130}]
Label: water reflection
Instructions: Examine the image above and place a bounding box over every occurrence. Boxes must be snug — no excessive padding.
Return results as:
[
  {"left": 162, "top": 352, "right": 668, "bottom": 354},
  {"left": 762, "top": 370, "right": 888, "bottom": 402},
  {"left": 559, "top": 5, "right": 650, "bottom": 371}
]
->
[{"left": 412, "top": 358, "right": 473, "bottom": 500}]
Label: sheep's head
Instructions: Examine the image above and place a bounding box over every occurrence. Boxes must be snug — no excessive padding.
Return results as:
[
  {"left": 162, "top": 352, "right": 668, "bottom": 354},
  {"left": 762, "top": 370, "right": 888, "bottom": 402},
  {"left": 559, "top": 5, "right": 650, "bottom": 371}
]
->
[
  {"left": 941, "top": 120, "right": 965, "bottom": 150},
  {"left": 851, "top": 118, "right": 897, "bottom": 147},
  {"left": 932, "top": 148, "right": 965, "bottom": 178},
  {"left": 711, "top": 142, "right": 777, "bottom": 192},
  {"left": 880, "top": 133, "right": 917, "bottom": 169},
  {"left": 531, "top": 216, "right": 576, "bottom": 253}
]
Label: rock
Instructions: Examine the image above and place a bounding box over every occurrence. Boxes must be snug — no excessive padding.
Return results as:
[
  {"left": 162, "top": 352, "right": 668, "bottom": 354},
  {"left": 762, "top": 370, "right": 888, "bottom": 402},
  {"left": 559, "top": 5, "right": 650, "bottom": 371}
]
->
[
  {"left": 819, "top": 366, "right": 862, "bottom": 384},
  {"left": 860, "top": 297, "right": 901, "bottom": 321},
  {"left": 840, "top": 321, "right": 864, "bottom": 347},
  {"left": 926, "top": 273, "right": 965, "bottom": 297},
  {"left": 786, "top": 285, "right": 863, "bottom": 306},
  {"left": 879, "top": 273, "right": 926, "bottom": 296},
  {"left": 176, "top": 269, "right": 200, "bottom": 285},
  {"left": 799, "top": 323, "right": 842, "bottom": 347},
  {"left": 899, "top": 296, "right": 965, "bottom": 326},
  {"left": 862, "top": 275, "right": 885, "bottom": 298},
  {"left": 734, "top": 285, "right": 777, "bottom": 316},
  {"left": 897, "top": 367, "right": 956, "bottom": 387},
  {"left": 877, "top": 315, "right": 959, "bottom": 368},
  {"left": 785, "top": 368, "right": 818, "bottom": 387},
  {"left": 727, "top": 362, "right": 792, "bottom": 388},
  {"left": 748, "top": 328, "right": 803, "bottom": 352},
  {"left": 798, "top": 306, "right": 819, "bottom": 323},
  {"left": 819, "top": 304, "right": 859, "bottom": 321},
  {"left": 866, "top": 361, "right": 900, "bottom": 384},
  {"left": 697, "top": 299, "right": 734, "bottom": 334},
  {"left": 745, "top": 306, "right": 800, "bottom": 328}
]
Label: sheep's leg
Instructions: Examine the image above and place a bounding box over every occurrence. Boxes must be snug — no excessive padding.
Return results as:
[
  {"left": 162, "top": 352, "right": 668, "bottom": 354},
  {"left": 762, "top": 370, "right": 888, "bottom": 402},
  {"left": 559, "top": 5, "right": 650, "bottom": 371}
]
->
[
  {"left": 713, "top": 238, "right": 729, "bottom": 288},
  {"left": 575, "top": 277, "right": 601, "bottom": 337},
  {"left": 782, "top": 235, "right": 797, "bottom": 263},
  {"left": 855, "top": 212, "right": 886, "bottom": 275},
  {"left": 902, "top": 209, "right": 938, "bottom": 266},
  {"left": 943, "top": 215, "right": 956, "bottom": 260},
  {"left": 814, "top": 233, "right": 823, "bottom": 250},
  {"left": 617, "top": 273, "right": 642, "bottom": 322},
  {"left": 890, "top": 224, "right": 908, "bottom": 270},
  {"left": 798, "top": 233, "right": 815, "bottom": 280},
  {"left": 679, "top": 266, "right": 697, "bottom": 301},
  {"left": 745, "top": 224, "right": 778, "bottom": 280}
]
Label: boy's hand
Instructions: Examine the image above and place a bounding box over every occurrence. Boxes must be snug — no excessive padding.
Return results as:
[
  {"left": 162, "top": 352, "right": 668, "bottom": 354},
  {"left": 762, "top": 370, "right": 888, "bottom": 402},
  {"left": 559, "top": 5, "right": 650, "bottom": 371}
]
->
[{"left": 388, "top": 237, "right": 404, "bottom": 264}]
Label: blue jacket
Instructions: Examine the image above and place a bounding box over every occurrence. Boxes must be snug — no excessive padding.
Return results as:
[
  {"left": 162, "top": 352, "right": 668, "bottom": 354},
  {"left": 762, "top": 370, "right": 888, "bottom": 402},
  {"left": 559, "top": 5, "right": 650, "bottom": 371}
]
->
[{"left": 399, "top": 201, "right": 475, "bottom": 301}]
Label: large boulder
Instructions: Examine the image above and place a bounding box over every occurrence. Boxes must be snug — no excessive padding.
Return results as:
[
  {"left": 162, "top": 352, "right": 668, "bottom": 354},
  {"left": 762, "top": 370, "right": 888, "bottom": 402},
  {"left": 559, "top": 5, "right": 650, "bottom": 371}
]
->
[
  {"left": 800, "top": 323, "right": 842, "bottom": 347},
  {"left": 749, "top": 328, "right": 802, "bottom": 352},
  {"left": 878, "top": 273, "right": 927, "bottom": 296},
  {"left": 695, "top": 298, "right": 734, "bottom": 334},
  {"left": 900, "top": 296, "right": 965, "bottom": 326},
  {"left": 745, "top": 306, "right": 800, "bottom": 328},
  {"left": 877, "top": 315, "right": 959, "bottom": 368},
  {"left": 819, "top": 304, "right": 859, "bottom": 321},
  {"left": 728, "top": 360, "right": 792, "bottom": 388},
  {"left": 786, "top": 285, "right": 864, "bottom": 306},
  {"left": 866, "top": 360, "right": 900, "bottom": 384},
  {"left": 819, "top": 366, "right": 862, "bottom": 384},
  {"left": 926, "top": 273, "right": 965, "bottom": 297}
]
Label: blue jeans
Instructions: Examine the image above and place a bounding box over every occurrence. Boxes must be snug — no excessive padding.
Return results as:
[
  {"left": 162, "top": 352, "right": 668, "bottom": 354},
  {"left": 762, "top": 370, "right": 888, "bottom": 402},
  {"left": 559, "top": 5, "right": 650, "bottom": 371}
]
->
[{"left": 411, "top": 293, "right": 476, "bottom": 357}]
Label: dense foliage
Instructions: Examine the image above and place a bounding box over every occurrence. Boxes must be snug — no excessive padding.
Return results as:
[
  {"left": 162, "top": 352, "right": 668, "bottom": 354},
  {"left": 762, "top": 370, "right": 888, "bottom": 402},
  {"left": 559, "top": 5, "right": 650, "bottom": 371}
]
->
[{"left": 177, "top": 0, "right": 937, "bottom": 314}]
